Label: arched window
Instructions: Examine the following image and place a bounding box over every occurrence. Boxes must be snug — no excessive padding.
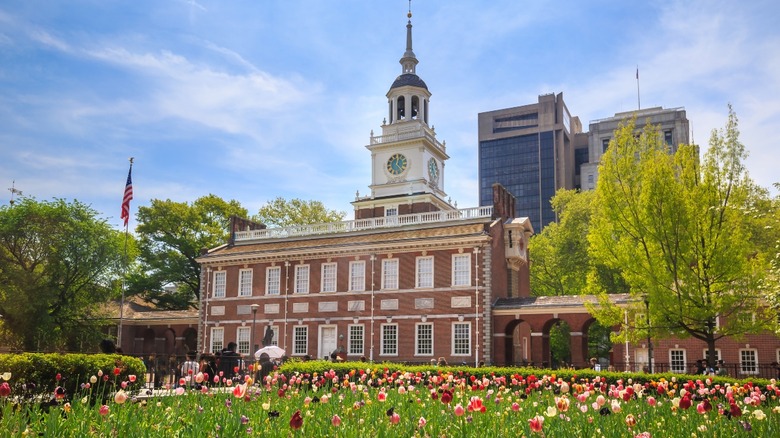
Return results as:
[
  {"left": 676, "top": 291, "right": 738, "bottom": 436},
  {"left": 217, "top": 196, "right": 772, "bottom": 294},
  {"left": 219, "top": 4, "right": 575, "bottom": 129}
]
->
[
  {"left": 397, "top": 96, "right": 405, "bottom": 120},
  {"left": 411, "top": 96, "right": 419, "bottom": 119},
  {"left": 388, "top": 100, "right": 394, "bottom": 123}
]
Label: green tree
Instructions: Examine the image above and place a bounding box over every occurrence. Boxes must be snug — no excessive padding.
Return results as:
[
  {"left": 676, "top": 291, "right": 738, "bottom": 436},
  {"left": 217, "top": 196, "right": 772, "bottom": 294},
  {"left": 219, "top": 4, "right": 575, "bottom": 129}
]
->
[
  {"left": 0, "top": 198, "right": 125, "bottom": 351},
  {"left": 529, "top": 189, "right": 627, "bottom": 296},
  {"left": 256, "top": 197, "right": 346, "bottom": 227},
  {"left": 587, "top": 108, "right": 778, "bottom": 371},
  {"left": 131, "top": 194, "right": 247, "bottom": 309}
]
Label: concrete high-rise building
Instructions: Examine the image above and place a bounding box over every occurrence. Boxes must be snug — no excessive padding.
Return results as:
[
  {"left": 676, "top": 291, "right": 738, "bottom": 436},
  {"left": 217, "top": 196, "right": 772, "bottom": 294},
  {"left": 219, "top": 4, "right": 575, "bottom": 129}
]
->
[
  {"left": 580, "top": 106, "right": 689, "bottom": 190},
  {"left": 478, "top": 93, "right": 584, "bottom": 232}
]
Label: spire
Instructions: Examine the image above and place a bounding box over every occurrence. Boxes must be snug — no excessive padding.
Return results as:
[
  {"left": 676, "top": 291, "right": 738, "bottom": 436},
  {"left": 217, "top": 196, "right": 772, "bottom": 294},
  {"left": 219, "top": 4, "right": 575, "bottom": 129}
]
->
[{"left": 400, "top": 2, "right": 418, "bottom": 74}]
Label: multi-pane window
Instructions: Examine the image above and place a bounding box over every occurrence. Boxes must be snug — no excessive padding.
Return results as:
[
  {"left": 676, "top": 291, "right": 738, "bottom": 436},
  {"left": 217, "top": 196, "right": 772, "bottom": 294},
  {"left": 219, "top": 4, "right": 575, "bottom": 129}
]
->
[
  {"left": 669, "top": 349, "right": 687, "bottom": 373},
  {"left": 703, "top": 348, "right": 721, "bottom": 363},
  {"left": 740, "top": 349, "right": 758, "bottom": 374},
  {"left": 293, "top": 326, "right": 308, "bottom": 355},
  {"left": 382, "top": 259, "right": 399, "bottom": 290},
  {"left": 266, "top": 267, "right": 281, "bottom": 295},
  {"left": 295, "top": 265, "right": 310, "bottom": 294},
  {"left": 416, "top": 256, "right": 433, "bottom": 288},
  {"left": 416, "top": 323, "right": 433, "bottom": 356},
  {"left": 452, "top": 254, "right": 471, "bottom": 287},
  {"left": 210, "top": 327, "right": 224, "bottom": 353},
  {"left": 238, "top": 269, "right": 253, "bottom": 297},
  {"left": 321, "top": 263, "right": 337, "bottom": 293},
  {"left": 348, "top": 324, "right": 364, "bottom": 356},
  {"left": 213, "top": 271, "right": 226, "bottom": 298},
  {"left": 381, "top": 324, "right": 398, "bottom": 356},
  {"left": 453, "top": 323, "right": 471, "bottom": 356},
  {"left": 349, "top": 261, "right": 366, "bottom": 292},
  {"left": 236, "top": 326, "right": 250, "bottom": 355}
]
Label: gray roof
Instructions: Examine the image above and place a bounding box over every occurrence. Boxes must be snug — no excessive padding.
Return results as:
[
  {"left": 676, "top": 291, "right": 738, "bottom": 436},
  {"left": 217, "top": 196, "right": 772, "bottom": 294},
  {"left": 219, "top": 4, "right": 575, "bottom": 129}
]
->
[{"left": 389, "top": 73, "right": 428, "bottom": 91}]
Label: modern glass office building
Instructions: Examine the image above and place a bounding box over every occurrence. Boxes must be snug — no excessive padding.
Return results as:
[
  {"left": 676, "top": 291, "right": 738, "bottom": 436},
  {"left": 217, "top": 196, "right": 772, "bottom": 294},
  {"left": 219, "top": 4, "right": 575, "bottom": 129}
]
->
[{"left": 478, "top": 93, "right": 584, "bottom": 232}]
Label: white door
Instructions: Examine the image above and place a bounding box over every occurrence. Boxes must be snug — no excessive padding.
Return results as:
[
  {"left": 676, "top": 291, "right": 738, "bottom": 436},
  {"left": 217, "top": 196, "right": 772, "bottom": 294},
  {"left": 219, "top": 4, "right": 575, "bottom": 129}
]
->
[{"left": 319, "top": 326, "right": 338, "bottom": 360}]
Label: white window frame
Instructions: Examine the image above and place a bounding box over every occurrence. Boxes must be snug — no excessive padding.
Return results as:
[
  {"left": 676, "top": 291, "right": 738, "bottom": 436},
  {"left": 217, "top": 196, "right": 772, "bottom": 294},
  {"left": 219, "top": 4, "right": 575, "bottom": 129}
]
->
[
  {"left": 348, "top": 324, "right": 364, "bottom": 356},
  {"left": 236, "top": 326, "right": 251, "bottom": 355},
  {"left": 266, "top": 266, "right": 281, "bottom": 295},
  {"left": 294, "top": 264, "right": 310, "bottom": 294},
  {"left": 238, "top": 268, "right": 253, "bottom": 297},
  {"left": 739, "top": 348, "right": 758, "bottom": 375},
  {"left": 381, "top": 259, "right": 399, "bottom": 290},
  {"left": 293, "top": 325, "right": 308, "bottom": 356},
  {"left": 349, "top": 261, "right": 366, "bottom": 292},
  {"left": 213, "top": 271, "right": 226, "bottom": 298},
  {"left": 452, "top": 322, "right": 471, "bottom": 356},
  {"left": 321, "top": 262, "right": 337, "bottom": 293},
  {"left": 669, "top": 349, "right": 687, "bottom": 373},
  {"left": 452, "top": 254, "right": 471, "bottom": 287},
  {"left": 380, "top": 323, "right": 398, "bottom": 356},
  {"left": 415, "top": 322, "right": 434, "bottom": 356},
  {"left": 702, "top": 348, "right": 721, "bottom": 362},
  {"left": 210, "top": 327, "right": 224, "bottom": 353},
  {"left": 385, "top": 206, "right": 398, "bottom": 217},
  {"left": 416, "top": 256, "right": 434, "bottom": 289}
]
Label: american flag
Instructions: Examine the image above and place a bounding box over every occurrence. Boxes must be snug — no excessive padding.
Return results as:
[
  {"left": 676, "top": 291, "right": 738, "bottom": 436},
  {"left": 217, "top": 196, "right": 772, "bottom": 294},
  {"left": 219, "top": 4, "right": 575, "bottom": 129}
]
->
[{"left": 120, "top": 163, "right": 133, "bottom": 227}]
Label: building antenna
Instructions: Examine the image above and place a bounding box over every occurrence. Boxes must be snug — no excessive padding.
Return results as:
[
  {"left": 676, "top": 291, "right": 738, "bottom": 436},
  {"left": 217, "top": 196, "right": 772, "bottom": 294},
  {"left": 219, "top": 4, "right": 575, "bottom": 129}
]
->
[
  {"left": 636, "top": 66, "right": 641, "bottom": 110},
  {"left": 8, "top": 180, "right": 22, "bottom": 205}
]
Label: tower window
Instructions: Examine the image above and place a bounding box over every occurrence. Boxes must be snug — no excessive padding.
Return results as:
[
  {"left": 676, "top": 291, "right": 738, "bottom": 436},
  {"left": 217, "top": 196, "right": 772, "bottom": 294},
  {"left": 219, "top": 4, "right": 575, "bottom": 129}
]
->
[
  {"left": 411, "top": 96, "right": 419, "bottom": 119},
  {"left": 397, "top": 96, "right": 405, "bottom": 120}
]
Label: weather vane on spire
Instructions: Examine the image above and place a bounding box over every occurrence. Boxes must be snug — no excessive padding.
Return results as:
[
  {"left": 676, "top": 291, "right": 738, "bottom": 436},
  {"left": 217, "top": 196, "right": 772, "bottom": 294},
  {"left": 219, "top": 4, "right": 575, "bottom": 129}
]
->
[
  {"left": 8, "top": 180, "right": 22, "bottom": 206},
  {"left": 408, "top": 0, "right": 412, "bottom": 18}
]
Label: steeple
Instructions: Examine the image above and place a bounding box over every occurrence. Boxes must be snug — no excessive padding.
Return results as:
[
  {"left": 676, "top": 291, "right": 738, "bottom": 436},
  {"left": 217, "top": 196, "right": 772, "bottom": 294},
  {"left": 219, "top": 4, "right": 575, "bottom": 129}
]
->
[{"left": 400, "top": 8, "right": 418, "bottom": 75}]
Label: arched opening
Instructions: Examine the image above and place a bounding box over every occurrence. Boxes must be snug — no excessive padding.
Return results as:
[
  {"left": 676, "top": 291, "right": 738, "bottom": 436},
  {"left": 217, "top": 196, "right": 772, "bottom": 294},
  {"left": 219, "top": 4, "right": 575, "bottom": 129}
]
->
[
  {"left": 411, "top": 96, "right": 419, "bottom": 119},
  {"left": 397, "top": 96, "right": 405, "bottom": 120},
  {"left": 424, "top": 99, "right": 429, "bottom": 124},
  {"left": 388, "top": 100, "right": 393, "bottom": 123},
  {"left": 544, "top": 319, "right": 571, "bottom": 369},
  {"left": 503, "top": 319, "right": 531, "bottom": 366},
  {"left": 584, "top": 319, "right": 613, "bottom": 370}
]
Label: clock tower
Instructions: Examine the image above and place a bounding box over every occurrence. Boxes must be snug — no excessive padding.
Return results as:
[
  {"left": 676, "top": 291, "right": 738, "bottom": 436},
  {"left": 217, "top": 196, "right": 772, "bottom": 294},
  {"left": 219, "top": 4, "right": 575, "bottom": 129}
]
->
[{"left": 353, "top": 9, "right": 453, "bottom": 219}]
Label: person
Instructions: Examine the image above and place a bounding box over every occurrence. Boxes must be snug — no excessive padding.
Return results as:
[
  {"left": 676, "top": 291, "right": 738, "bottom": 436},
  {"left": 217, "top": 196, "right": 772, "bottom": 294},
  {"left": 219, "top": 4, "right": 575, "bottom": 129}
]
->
[
  {"left": 437, "top": 357, "right": 448, "bottom": 367},
  {"left": 257, "top": 352, "right": 274, "bottom": 384},
  {"left": 694, "top": 359, "right": 706, "bottom": 375},
  {"left": 590, "top": 357, "right": 601, "bottom": 371},
  {"left": 200, "top": 353, "right": 217, "bottom": 380},
  {"left": 179, "top": 351, "right": 199, "bottom": 387},
  {"left": 715, "top": 360, "right": 727, "bottom": 376},
  {"left": 218, "top": 342, "right": 241, "bottom": 381},
  {"left": 771, "top": 362, "right": 780, "bottom": 380}
]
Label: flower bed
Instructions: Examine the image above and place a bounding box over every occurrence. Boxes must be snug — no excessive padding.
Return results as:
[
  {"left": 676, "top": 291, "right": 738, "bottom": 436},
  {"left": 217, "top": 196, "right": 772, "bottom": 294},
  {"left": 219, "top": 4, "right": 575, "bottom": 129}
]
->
[{"left": 1, "top": 362, "right": 780, "bottom": 436}]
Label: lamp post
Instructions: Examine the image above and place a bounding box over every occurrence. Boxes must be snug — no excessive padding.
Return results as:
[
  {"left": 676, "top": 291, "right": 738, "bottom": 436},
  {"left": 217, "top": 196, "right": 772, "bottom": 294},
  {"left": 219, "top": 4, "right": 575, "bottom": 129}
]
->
[
  {"left": 250, "top": 304, "right": 260, "bottom": 363},
  {"left": 644, "top": 296, "right": 653, "bottom": 373}
]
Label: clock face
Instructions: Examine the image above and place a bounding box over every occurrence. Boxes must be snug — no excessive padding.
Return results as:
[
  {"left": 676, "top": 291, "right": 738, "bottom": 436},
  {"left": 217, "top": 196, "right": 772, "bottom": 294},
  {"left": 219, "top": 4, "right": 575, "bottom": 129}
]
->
[
  {"left": 428, "top": 158, "right": 439, "bottom": 182},
  {"left": 386, "top": 153, "right": 408, "bottom": 175}
]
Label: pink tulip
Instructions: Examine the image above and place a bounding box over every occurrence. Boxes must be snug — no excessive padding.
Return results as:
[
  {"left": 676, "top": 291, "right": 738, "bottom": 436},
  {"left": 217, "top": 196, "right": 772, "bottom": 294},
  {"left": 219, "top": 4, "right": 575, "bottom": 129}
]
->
[
  {"left": 332, "top": 415, "right": 342, "bottom": 426},
  {"left": 454, "top": 403, "right": 465, "bottom": 416},
  {"left": 99, "top": 405, "right": 110, "bottom": 416}
]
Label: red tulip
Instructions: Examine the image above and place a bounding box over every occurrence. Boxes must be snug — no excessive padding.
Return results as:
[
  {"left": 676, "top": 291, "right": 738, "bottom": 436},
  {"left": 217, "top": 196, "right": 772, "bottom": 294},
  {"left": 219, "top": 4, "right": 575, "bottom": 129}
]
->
[
  {"left": 528, "top": 415, "right": 544, "bottom": 433},
  {"left": 290, "top": 410, "right": 303, "bottom": 430},
  {"left": 0, "top": 382, "right": 11, "bottom": 397},
  {"left": 113, "top": 367, "right": 121, "bottom": 376},
  {"left": 441, "top": 389, "right": 453, "bottom": 404}
]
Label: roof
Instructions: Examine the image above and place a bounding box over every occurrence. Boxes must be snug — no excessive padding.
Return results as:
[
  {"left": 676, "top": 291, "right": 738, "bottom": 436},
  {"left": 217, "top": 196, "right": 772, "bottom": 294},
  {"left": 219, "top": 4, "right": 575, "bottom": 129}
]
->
[
  {"left": 102, "top": 296, "right": 199, "bottom": 324},
  {"left": 493, "top": 293, "right": 632, "bottom": 310},
  {"left": 389, "top": 73, "right": 428, "bottom": 91}
]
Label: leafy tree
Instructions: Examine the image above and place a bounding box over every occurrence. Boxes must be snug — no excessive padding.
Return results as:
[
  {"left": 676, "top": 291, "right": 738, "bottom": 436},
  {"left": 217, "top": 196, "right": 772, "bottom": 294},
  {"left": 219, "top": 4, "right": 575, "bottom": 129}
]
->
[
  {"left": 587, "top": 108, "right": 779, "bottom": 371},
  {"left": 0, "top": 198, "right": 125, "bottom": 351},
  {"left": 529, "top": 189, "right": 627, "bottom": 296},
  {"left": 549, "top": 320, "right": 571, "bottom": 368},
  {"left": 256, "top": 197, "right": 346, "bottom": 227},
  {"left": 131, "top": 194, "right": 247, "bottom": 309}
]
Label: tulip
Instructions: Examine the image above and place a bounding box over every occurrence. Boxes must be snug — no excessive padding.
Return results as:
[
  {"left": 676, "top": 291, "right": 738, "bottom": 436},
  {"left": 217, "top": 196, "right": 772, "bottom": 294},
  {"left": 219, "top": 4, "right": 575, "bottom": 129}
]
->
[
  {"left": 390, "top": 412, "right": 400, "bottom": 424},
  {"left": 128, "top": 374, "right": 137, "bottom": 383},
  {"left": 454, "top": 404, "right": 465, "bottom": 417},
  {"left": 0, "top": 382, "right": 11, "bottom": 397},
  {"left": 290, "top": 410, "right": 303, "bottom": 430},
  {"left": 99, "top": 405, "right": 110, "bottom": 416},
  {"left": 114, "top": 390, "right": 128, "bottom": 404},
  {"left": 0, "top": 372, "right": 11, "bottom": 381},
  {"left": 625, "top": 414, "right": 637, "bottom": 427},
  {"left": 332, "top": 414, "right": 342, "bottom": 426},
  {"left": 528, "top": 415, "right": 544, "bottom": 433}
]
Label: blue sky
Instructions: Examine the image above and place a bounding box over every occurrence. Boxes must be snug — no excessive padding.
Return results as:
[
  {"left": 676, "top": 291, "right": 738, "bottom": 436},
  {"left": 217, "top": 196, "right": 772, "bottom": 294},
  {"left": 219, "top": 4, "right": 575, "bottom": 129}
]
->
[{"left": 2, "top": 0, "right": 778, "bottom": 229}]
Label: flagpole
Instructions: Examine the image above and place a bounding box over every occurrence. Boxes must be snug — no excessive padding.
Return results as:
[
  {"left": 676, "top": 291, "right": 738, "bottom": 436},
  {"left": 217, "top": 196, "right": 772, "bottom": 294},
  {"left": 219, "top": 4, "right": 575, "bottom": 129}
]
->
[{"left": 118, "top": 157, "right": 134, "bottom": 349}]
